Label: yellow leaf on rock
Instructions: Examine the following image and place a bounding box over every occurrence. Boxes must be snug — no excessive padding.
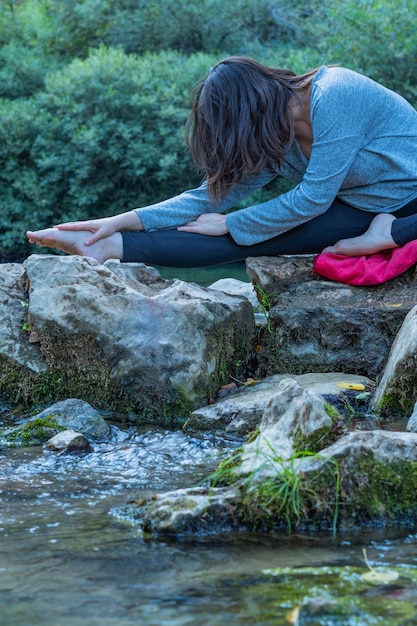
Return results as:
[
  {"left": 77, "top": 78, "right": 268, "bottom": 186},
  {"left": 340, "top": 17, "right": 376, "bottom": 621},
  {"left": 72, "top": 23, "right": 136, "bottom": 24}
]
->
[
  {"left": 361, "top": 547, "right": 399, "bottom": 584},
  {"left": 361, "top": 569, "right": 399, "bottom": 584},
  {"left": 336, "top": 382, "right": 365, "bottom": 391},
  {"left": 384, "top": 302, "right": 403, "bottom": 308},
  {"left": 286, "top": 606, "right": 300, "bottom": 624},
  {"left": 244, "top": 378, "right": 260, "bottom": 386}
]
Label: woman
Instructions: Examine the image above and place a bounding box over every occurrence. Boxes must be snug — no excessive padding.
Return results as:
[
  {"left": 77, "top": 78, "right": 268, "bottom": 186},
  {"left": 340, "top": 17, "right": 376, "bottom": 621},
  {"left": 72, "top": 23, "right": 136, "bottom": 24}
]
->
[{"left": 27, "top": 56, "right": 417, "bottom": 267}]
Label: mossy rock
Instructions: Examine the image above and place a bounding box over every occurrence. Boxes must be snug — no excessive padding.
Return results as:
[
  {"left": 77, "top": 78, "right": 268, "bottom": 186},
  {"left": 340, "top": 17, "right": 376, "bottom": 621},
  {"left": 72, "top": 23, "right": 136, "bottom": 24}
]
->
[{"left": 3, "top": 416, "right": 62, "bottom": 446}]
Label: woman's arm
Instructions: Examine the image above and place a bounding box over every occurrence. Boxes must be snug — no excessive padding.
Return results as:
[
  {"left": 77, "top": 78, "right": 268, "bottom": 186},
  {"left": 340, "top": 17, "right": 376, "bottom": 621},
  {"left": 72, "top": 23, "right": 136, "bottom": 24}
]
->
[
  {"left": 135, "top": 171, "right": 278, "bottom": 231},
  {"left": 55, "top": 171, "right": 277, "bottom": 244}
]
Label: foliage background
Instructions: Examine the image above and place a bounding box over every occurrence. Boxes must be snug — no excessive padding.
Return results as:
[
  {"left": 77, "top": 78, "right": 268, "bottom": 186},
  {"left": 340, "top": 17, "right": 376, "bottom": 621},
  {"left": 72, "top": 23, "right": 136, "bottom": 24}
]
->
[{"left": 0, "top": 0, "right": 416, "bottom": 261}]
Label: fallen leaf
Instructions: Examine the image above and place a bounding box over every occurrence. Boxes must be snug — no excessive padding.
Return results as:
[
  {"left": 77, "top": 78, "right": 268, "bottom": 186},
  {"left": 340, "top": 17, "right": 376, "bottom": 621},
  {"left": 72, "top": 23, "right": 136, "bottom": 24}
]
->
[
  {"left": 244, "top": 377, "right": 260, "bottom": 386},
  {"left": 217, "top": 382, "right": 238, "bottom": 398},
  {"left": 286, "top": 606, "right": 300, "bottom": 624},
  {"left": 361, "top": 547, "right": 400, "bottom": 584},
  {"left": 361, "top": 569, "right": 399, "bottom": 584},
  {"left": 336, "top": 382, "right": 365, "bottom": 391},
  {"left": 384, "top": 302, "right": 403, "bottom": 308}
]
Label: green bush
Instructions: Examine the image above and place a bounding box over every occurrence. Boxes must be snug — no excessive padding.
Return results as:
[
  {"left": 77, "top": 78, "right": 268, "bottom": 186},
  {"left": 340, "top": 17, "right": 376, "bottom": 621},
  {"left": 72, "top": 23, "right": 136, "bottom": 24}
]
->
[
  {"left": 0, "top": 96, "right": 49, "bottom": 259},
  {"left": 43, "top": 0, "right": 299, "bottom": 57},
  {"left": 0, "top": 48, "right": 215, "bottom": 260},
  {"left": 306, "top": 0, "right": 417, "bottom": 103},
  {"left": 0, "top": 41, "right": 58, "bottom": 98},
  {"left": 0, "top": 0, "right": 60, "bottom": 98}
]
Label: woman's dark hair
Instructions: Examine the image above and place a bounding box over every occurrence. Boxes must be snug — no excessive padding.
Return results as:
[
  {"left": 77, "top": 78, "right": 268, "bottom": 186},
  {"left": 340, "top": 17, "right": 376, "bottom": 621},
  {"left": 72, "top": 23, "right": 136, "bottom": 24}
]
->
[{"left": 185, "top": 56, "right": 317, "bottom": 202}]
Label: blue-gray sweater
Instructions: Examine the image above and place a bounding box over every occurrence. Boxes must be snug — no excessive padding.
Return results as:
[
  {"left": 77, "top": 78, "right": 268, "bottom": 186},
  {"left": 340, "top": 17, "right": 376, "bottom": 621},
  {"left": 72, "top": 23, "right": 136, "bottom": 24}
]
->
[{"left": 136, "top": 66, "right": 417, "bottom": 246}]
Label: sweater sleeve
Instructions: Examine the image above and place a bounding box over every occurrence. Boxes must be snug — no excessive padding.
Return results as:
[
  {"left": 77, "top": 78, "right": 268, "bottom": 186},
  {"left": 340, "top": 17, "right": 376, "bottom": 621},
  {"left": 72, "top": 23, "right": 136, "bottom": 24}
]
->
[{"left": 135, "top": 170, "right": 277, "bottom": 232}]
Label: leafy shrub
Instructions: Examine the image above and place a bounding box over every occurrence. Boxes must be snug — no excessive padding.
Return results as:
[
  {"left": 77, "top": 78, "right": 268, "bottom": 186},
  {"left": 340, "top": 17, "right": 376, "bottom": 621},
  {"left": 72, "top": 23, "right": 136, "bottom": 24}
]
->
[
  {"left": 0, "top": 48, "right": 215, "bottom": 260},
  {"left": 43, "top": 0, "right": 300, "bottom": 57},
  {"left": 0, "top": 0, "right": 60, "bottom": 98},
  {"left": 0, "top": 97, "right": 48, "bottom": 259},
  {"left": 0, "top": 41, "right": 58, "bottom": 98},
  {"left": 305, "top": 0, "right": 417, "bottom": 103}
]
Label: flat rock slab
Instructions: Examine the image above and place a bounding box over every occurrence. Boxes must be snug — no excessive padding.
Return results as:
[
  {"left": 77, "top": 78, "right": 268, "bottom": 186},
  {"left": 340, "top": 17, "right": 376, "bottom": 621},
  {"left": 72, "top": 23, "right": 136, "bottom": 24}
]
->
[
  {"left": 246, "top": 255, "right": 417, "bottom": 302},
  {"left": 184, "top": 372, "right": 374, "bottom": 436}
]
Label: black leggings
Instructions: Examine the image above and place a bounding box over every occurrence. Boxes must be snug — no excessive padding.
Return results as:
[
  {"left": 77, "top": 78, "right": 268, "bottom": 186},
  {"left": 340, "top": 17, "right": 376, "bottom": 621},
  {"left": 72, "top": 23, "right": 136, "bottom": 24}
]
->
[{"left": 121, "top": 197, "right": 417, "bottom": 268}]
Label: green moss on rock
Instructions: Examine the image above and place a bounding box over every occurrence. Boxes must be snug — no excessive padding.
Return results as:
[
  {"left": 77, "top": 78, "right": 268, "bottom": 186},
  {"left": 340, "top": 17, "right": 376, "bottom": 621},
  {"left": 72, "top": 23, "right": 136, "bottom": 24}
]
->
[
  {"left": 341, "top": 456, "right": 417, "bottom": 523},
  {"left": 374, "top": 386, "right": 416, "bottom": 420},
  {"left": 5, "top": 415, "right": 61, "bottom": 446},
  {"left": 240, "top": 454, "right": 340, "bottom": 533},
  {"left": 0, "top": 360, "right": 194, "bottom": 426},
  {"left": 293, "top": 401, "right": 343, "bottom": 453}
]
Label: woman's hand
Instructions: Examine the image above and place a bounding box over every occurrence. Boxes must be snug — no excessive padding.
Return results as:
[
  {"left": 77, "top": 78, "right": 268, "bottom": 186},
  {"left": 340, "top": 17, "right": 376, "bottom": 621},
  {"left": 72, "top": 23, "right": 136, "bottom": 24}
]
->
[
  {"left": 177, "top": 213, "right": 228, "bottom": 236},
  {"left": 54, "top": 211, "right": 143, "bottom": 246}
]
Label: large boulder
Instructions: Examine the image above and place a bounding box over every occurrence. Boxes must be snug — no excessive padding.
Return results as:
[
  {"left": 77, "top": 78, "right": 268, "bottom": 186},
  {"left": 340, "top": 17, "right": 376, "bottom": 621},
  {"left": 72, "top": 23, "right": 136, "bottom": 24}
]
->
[
  {"left": 132, "top": 381, "right": 417, "bottom": 536},
  {"left": 0, "top": 255, "right": 255, "bottom": 423},
  {"left": 246, "top": 255, "right": 417, "bottom": 380}
]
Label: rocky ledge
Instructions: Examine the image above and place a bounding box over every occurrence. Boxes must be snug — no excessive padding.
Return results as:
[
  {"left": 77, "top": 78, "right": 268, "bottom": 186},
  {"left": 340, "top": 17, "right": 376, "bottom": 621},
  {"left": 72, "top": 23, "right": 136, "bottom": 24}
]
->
[{"left": 2, "top": 253, "right": 417, "bottom": 536}]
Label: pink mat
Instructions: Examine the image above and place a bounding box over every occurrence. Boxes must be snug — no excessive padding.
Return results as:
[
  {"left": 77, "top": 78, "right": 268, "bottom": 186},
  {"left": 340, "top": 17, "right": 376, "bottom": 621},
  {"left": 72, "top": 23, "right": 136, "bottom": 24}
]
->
[{"left": 313, "top": 240, "right": 417, "bottom": 285}]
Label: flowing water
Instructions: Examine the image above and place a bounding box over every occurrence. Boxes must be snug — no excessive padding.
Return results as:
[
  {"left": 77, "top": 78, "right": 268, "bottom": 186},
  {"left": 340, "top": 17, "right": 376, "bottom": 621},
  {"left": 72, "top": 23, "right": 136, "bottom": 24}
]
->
[
  {"left": 3, "top": 265, "right": 417, "bottom": 625},
  {"left": 3, "top": 421, "right": 417, "bottom": 626}
]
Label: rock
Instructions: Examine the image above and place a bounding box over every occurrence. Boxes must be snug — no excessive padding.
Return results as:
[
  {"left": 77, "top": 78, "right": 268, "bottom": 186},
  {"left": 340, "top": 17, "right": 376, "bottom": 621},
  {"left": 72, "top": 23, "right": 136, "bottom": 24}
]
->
[
  {"left": 0, "top": 263, "right": 48, "bottom": 388},
  {"left": 238, "top": 379, "right": 337, "bottom": 476},
  {"left": 310, "top": 430, "right": 417, "bottom": 527},
  {"left": 103, "top": 260, "right": 164, "bottom": 295},
  {"left": 0, "top": 255, "right": 255, "bottom": 422},
  {"left": 31, "top": 398, "right": 110, "bottom": 440},
  {"left": 246, "top": 254, "right": 316, "bottom": 294},
  {"left": 1, "top": 398, "right": 110, "bottom": 446},
  {"left": 373, "top": 306, "right": 417, "bottom": 418},
  {"left": 208, "top": 278, "right": 259, "bottom": 309},
  {"left": 406, "top": 401, "right": 417, "bottom": 432},
  {"left": 246, "top": 256, "right": 417, "bottom": 380},
  {"left": 45, "top": 430, "right": 92, "bottom": 453},
  {"left": 140, "top": 487, "right": 240, "bottom": 536},
  {"left": 2, "top": 414, "right": 62, "bottom": 446},
  {"left": 185, "top": 372, "right": 374, "bottom": 436},
  {"left": 134, "top": 429, "right": 417, "bottom": 536},
  {"left": 132, "top": 387, "right": 417, "bottom": 536}
]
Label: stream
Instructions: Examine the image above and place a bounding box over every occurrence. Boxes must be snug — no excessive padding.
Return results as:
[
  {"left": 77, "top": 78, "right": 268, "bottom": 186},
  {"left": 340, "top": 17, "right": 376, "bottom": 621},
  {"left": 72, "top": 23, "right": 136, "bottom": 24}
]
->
[
  {"left": 2, "top": 264, "right": 417, "bottom": 625},
  {"left": 3, "top": 421, "right": 417, "bottom": 626}
]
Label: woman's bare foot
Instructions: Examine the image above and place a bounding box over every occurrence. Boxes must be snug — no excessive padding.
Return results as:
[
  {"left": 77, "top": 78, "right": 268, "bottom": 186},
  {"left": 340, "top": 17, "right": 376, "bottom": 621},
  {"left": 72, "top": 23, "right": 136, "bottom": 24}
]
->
[
  {"left": 322, "top": 213, "right": 398, "bottom": 256},
  {"left": 26, "top": 228, "right": 123, "bottom": 264}
]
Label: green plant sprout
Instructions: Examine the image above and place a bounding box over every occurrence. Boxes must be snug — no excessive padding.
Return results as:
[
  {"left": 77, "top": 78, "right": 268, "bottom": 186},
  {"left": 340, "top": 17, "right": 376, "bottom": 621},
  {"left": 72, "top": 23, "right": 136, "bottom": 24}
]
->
[{"left": 206, "top": 436, "right": 340, "bottom": 535}]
